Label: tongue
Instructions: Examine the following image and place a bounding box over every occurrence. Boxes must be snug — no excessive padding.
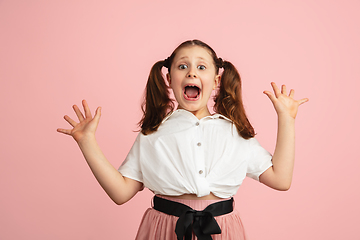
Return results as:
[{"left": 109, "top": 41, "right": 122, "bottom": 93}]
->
[{"left": 185, "top": 87, "right": 198, "bottom": 98}]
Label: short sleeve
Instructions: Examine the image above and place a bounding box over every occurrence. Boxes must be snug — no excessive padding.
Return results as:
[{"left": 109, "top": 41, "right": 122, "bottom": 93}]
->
[
  {"left": 246, "top": 138, "right": 273, "bottom": 181},
  {"left": 118, "top": 133, "right": 143, "bottom": 183}
]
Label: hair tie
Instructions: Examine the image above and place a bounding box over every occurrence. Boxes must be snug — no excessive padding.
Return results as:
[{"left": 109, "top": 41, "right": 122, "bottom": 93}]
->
[
  {"left": 218, "top": 58, "right": 224, "bottom": 68},
  {"left": 163, "top": 57, "right": 170, "bottom": 69}
]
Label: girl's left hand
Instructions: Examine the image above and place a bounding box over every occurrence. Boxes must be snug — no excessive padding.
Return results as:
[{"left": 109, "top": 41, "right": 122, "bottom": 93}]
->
[{"left": 263, "top": 82, "right": 309, "bottom": 119}]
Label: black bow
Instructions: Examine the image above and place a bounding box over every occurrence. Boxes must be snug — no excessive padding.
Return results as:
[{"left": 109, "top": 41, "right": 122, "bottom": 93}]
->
[
  {"left": 152, "top": 196, "right": 233, "bottom": 240},
  {"left": 175, "top": 209, "right": 221, "bottom": 240}
]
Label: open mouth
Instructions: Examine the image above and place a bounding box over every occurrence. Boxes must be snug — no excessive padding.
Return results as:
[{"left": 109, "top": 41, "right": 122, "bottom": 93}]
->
[{"left": 184, "top": 85, "right": 201, "bottom": 100}]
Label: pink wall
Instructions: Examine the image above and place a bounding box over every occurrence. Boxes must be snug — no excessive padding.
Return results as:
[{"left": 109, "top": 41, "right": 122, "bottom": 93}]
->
[{"left": 1, "top": 0, "right": 359, "bottom": 239}]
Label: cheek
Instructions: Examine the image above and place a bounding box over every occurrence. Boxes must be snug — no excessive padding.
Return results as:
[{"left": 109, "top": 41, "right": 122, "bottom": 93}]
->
[
  {"left": 206, "top": 77, "right": 217, "bottom": 89},
  {"left": 203, "top": 82, "right": 215, "bottom": 96},
  {"left": 169, "top": 79, "right": 182, "bottom": 92}
]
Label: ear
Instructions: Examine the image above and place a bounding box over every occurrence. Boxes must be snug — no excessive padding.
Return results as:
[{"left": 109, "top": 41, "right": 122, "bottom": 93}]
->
[
  {"left": 166, "top": 73, "right": 171, "bottom": 85},
  {"left": 213, "top": 74, "right": 221, "bottom": 90}
]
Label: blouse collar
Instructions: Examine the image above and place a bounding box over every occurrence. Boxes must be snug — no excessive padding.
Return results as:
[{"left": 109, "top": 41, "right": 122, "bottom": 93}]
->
[{"left": 162, "top": 109, "right": 232, "bottom": 123}]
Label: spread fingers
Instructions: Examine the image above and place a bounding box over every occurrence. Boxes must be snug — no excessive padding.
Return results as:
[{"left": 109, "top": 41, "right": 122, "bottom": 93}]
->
[
  {"left": 82, "top": 100, "right": 92, "bottom": 119},
  {"left": 73, "top": 104, "right": 85, "bottom": 121},
  {"left": 64, "top": 115, "right": 77, "bottom": 127}
]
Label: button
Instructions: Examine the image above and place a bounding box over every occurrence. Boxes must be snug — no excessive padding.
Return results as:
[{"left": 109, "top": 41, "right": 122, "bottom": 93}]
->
[
  {"left": 195, "top": 122, "right": 200, "bottom": 126},
  {"left": 199, "top": 170, "right": 203, "bottom": 174},
  {"left": 197, "top": 142, "right": 201, "bottom": 146}
]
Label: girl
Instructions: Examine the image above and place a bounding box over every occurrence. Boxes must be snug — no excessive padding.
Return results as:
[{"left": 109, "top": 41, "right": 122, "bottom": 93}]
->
[{"left": 57, "top": 40, "right": 308, "bottom": 240}]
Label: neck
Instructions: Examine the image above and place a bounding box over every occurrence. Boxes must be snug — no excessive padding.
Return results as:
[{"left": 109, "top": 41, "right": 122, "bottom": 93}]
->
[{"left": 177, "top": 107, "right": 211, "bottom": 120}]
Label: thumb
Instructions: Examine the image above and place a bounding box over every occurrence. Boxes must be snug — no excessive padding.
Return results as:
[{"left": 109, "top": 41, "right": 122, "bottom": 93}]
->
[
  {"left": 93, "top": 107, "right": 102, "bottom": 123},
  {"left": 298, "top": 98, "right": 309, "bottom": 106}
]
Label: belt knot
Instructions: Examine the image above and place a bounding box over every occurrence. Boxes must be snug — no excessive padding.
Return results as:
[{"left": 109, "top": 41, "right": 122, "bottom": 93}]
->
[
  {"left": 153, "top": 196, "right": 233, "bottom": 240},
  {"left": 175, "top": 209, "right": 221, "bottom": 240}
]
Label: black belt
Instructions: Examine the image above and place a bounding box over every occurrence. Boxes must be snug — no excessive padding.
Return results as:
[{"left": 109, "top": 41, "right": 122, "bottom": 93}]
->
[{"left": 153, "top": 195, "right": 234, "bottom": 240}]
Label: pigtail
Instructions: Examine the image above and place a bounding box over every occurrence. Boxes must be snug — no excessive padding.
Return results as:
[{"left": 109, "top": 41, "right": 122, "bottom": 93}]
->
[
  {"left": 139, "top": 60, "right": 174, "bottom": 135},
  {"left": 214, "top": 60, "right": 255, "bottom": 139}
]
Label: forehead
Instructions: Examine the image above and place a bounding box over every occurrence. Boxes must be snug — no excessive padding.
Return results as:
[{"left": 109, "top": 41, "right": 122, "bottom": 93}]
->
[{"left": 173, "top": 46, "right": 214, "bottom": 62}]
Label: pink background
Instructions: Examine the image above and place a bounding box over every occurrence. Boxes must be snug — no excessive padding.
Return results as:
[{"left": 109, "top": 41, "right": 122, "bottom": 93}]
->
[{"left": 1, "top": 0, "right": 359, "bottom": 239}]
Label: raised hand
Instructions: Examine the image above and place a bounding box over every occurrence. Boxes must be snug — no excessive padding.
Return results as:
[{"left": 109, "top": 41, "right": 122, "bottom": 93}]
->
[
  {"left": 57, "top": 100, "right": 101, "bottom": 143},
  {"left": 263, "top": 82, "right": 308, "bottom": 119}
]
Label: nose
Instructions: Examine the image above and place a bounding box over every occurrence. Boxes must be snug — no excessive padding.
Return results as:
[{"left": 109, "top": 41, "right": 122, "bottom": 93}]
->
[{"left": 187, "top": 67, "right": 197, "bottom": 78}]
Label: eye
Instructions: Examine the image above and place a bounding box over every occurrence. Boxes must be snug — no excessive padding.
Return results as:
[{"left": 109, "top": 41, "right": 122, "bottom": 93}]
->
[
  {"left": 198, "top": 65, "right": 206, "bottom": 70},
  {"left": 179, "top": 64, "right": 188, "bottom": 69}
]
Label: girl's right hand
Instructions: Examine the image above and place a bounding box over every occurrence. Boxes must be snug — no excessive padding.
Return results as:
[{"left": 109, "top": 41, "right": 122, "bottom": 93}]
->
[{"left": 57, "top": 100, "right": 101, "bottom": 143}]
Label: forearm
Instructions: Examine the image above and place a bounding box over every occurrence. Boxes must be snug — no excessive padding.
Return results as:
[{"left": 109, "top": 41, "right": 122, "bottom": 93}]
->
[
  {"left": 271, "top": 114, "right": 295, "bottom": 188},
  {"left": 77, "top": 135, "right": 140, "bottom": 204},
  {"left": 260, "top": 82, "right": 307, "bottom": 190},
  {"left": 58, "top": 101, "right": 142, "bottom": 203}
]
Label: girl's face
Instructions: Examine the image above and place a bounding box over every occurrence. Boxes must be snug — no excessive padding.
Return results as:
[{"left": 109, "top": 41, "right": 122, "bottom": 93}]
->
[{"left": 167, "top": 46, "right": 220, "bottom": 119}]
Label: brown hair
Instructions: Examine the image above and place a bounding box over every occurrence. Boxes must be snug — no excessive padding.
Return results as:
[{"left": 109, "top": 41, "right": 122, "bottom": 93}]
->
[{"left": 139, "top": 39, "right": 255, "bottom": 139}]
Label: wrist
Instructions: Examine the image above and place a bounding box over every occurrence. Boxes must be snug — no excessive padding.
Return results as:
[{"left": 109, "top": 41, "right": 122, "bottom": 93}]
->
[
  {"left": 277, "top": 113, "right": 295, "bottom": 121},
  {"left": 76, "top": 133, "right": 97, "bottom": 146},
  {"left": 277, "top": 114, "right": 295, "bottom": 128}
]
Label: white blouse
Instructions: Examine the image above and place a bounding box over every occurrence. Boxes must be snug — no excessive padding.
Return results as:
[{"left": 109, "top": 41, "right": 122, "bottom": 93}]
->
[{"left": 118, "top": 109, "right": 273, "bottom": 198}]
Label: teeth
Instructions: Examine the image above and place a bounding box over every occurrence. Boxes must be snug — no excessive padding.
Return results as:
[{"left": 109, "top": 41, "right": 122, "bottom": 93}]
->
[
  {"left": 184, "top": 85, "right": 200, "bottom": 88},
  {"left": 184, "top": 85, "right": 200, "bottom": 98}
]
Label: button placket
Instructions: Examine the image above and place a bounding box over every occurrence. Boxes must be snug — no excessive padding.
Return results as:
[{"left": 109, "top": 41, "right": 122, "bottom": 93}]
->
[
  {"left": 194, "top": 121, "right": 205, "bottom": 178},
  {"left": 193, "top": 120, "right": 210, "bottom": 196},
  {"left": 196, "top": 122, "right": 201, "bottom": 147}
]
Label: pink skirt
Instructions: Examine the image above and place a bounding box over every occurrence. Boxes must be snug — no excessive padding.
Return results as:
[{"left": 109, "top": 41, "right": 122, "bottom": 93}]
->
[{"left": 135, "top": 196, "right": 247, "bottom": 240}]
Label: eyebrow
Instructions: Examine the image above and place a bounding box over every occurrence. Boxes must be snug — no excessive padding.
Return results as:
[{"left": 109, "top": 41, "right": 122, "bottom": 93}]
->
[{"left": 176, "top": 56, "right": 208, "bottom": 61}]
